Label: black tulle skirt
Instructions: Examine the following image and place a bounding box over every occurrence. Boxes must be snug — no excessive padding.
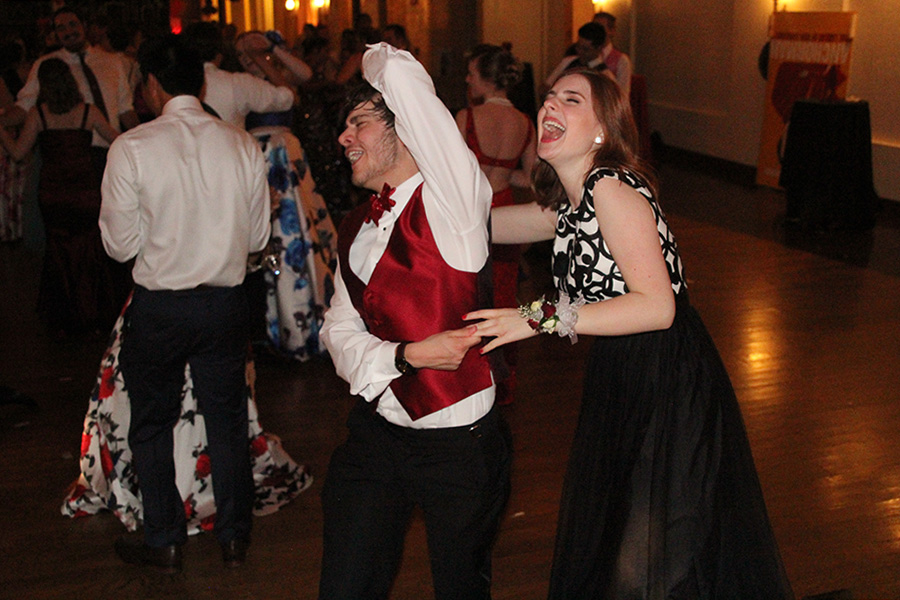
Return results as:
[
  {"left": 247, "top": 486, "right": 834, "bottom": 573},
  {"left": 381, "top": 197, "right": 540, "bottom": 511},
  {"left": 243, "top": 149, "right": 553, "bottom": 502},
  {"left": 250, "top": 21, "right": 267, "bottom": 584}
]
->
[{"left": 548, "top": 296, "right": 794, "bottom": 600}]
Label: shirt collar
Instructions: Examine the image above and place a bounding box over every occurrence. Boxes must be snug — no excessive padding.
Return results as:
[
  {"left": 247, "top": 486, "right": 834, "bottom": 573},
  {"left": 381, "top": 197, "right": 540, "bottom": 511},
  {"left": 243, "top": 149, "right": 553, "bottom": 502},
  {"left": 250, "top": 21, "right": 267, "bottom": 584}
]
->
[
  {"left": 588, "top": 55, "right": 606, "bottom": 69},
  {"left": 391, "top": 172, "right": 424, "bottom": 207},
  {"left": 161, "top": 95, "right": 206, "bottom": 116},
  {"left": 364, "top": 172, "right": 424, "bottom": 229},
  {"left": 62, "top": 44, "right": 93, "bottom": 59}
]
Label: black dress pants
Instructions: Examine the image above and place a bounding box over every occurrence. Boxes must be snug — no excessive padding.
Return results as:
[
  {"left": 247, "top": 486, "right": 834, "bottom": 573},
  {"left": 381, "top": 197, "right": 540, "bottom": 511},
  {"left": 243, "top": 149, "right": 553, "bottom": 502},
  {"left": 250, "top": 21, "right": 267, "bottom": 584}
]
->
[
  {"left": 119, "top": 284, "right": 252, "bottom": 548},
  {"left": 319, "top": 400, "right": 512, "bottom": 600}
]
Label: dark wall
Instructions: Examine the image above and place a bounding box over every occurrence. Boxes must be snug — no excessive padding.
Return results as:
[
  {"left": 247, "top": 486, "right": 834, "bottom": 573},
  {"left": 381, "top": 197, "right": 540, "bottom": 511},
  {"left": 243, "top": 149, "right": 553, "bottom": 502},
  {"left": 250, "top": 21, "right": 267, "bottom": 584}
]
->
[{"left": 427, "top": 0, "right": 479, "bottom": 113}]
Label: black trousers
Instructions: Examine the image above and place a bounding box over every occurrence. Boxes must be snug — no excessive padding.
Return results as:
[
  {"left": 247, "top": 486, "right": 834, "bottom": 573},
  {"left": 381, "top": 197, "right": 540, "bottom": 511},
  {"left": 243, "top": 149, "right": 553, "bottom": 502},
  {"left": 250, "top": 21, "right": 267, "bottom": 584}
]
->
[
  {"left": 119, "top": 284, "right": 252, "bottom": 548},
  {"left": 319, "top": 400, "right": 512, "bottom": 600}
]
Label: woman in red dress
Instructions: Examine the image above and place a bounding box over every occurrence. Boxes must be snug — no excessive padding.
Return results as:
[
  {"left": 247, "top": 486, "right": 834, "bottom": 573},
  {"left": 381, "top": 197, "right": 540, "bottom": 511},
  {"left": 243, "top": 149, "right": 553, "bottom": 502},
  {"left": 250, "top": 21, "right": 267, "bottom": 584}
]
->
[{"left": 456, "top": 44, "right": 536, "bottom": 404}]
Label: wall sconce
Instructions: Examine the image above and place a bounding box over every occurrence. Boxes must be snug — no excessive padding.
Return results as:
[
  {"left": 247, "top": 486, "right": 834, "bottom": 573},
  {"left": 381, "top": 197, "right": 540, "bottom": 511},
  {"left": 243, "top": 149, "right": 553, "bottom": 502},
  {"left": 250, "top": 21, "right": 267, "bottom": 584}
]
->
[
  {"left": 311, "top": 0, "right": 328, "bottom": 7},
  {"left": 592, "top": 0, "right": 604, "bottom": 7},
  {"left": 286, "top": 0, "right": 297, "bottom": 8}
]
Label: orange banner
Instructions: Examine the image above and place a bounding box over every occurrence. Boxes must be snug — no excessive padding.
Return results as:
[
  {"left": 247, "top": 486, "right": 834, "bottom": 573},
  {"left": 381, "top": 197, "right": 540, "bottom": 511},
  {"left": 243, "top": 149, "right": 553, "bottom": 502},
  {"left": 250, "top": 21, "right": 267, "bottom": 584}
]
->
[{"left": 756, "top": 11, "right": 856, "bottom": 188}]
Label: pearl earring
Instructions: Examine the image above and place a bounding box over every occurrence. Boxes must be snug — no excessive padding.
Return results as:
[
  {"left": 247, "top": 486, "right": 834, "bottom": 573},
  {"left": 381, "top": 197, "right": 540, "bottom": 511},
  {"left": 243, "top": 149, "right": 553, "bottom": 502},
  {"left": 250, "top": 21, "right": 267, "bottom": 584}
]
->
[{"left": 594, "top": 134, "right": 604, "bottom": 145}]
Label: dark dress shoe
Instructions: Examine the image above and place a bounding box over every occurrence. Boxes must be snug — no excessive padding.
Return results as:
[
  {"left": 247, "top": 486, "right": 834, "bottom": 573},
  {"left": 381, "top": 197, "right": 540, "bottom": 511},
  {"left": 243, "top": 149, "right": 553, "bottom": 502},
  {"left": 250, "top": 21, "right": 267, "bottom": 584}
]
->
[
  {"left": 114, "top": 536, "right": 183, "bottom": 574},
  {"left": 221, "top": 538, "right": 250, "bottom": 568}
]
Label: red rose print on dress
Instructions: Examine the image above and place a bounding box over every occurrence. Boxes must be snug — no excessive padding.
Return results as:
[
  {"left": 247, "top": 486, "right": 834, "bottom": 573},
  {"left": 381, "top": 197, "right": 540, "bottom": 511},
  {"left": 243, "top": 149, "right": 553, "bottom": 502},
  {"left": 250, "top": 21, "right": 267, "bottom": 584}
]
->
[
  {"left": 98, "top": 365, "right": 116, "bottom": 399},
  {"left": 195, "top": 452, "right": 211, "bottom": 478},
  {"left": 80, "top": 433, "right": 92, "bottom": 458},
  {"left": 250, "top": 435, "right": 268, "bottom": 457},
  {"left": 200, "top": 514, "right": 216, "bottom": 532},
  {"left": 70, "top": 483, "right": 88, "bottom": 501}
]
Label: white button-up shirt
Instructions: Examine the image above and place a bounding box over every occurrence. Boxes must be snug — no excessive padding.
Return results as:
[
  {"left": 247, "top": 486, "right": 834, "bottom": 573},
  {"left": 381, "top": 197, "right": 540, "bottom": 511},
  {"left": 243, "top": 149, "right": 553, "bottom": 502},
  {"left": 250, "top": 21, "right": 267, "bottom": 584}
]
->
[
  {"left": 322, "top": 44, "right": 495, "bottom": 429},
  {"left": 99, "top": 95, "right": 270, "bottom": 291}
]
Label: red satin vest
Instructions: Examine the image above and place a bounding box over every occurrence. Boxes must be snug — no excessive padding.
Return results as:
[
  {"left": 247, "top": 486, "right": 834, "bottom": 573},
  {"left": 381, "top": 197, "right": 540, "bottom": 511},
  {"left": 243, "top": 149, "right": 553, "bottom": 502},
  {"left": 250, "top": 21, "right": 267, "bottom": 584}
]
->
[
  {"left": 337, "top": 183, "right": 494, "bottom": 420},
  {"left": 605, "top": 47, "right": 623, "bottom": 73}
]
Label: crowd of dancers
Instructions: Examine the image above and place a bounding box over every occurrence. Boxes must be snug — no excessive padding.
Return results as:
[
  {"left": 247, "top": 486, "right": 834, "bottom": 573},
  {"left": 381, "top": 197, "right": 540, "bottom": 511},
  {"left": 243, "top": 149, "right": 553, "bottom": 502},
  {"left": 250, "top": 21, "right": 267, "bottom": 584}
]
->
[{"left": 0, "top": 5, "right": 795, "bottom": 599}]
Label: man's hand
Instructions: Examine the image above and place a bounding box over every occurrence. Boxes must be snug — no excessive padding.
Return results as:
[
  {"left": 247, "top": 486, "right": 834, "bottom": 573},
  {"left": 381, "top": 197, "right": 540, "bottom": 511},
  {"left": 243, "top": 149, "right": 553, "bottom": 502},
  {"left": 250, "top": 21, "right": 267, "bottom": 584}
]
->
[{"left": 403, "top": 325, "right": 481, "bottom": 371}]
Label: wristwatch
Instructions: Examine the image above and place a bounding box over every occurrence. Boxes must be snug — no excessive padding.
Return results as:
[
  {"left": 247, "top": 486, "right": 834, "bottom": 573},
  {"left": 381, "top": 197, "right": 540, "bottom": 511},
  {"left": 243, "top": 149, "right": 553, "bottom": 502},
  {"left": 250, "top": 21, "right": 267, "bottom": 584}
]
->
[{"left": 394, "top": 342, "right": 417, "bottom": 375}]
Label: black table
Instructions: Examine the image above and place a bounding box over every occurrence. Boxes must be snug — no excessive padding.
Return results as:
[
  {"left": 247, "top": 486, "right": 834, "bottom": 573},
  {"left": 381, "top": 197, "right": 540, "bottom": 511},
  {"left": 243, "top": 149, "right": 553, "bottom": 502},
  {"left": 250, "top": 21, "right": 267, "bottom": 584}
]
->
[{"left": 779, "top": 99, "right": 879, "bottom": 230}]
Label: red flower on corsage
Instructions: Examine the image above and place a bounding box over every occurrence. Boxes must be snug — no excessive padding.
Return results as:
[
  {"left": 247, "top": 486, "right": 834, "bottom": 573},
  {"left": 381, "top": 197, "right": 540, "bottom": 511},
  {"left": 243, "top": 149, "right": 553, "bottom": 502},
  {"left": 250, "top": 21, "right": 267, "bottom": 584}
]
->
[
  {"left": 519, "top": 296, "right": 562, "bottom": 334},
  {"left": 195, "top": 453, "right": 211, "bottom": 478}
]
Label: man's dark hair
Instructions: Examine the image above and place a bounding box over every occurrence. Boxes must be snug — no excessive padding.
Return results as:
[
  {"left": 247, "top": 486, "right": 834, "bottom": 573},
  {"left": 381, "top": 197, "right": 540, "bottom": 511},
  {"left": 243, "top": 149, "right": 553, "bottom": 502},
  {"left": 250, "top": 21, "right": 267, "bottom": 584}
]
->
[
  {"left": 382, "top": 24, "right": 408, "bottom": 46},
  {"left": 578, "top": 22, "right": 607, "bottom": 48},
  {"left": 52, "top": 6, "right": 84, "bottom": 25},
  {"left": 594, "top": 11, "right": 616, "bottom": 28},
  {"left": 342, "top": 80, "right": 395, "bottom": 130},
  {"left": 138, "top": 34, "right": 204, "bottom": 98},
  {"left": 182, "top": 21, "right": 223, "bottom": 63}
]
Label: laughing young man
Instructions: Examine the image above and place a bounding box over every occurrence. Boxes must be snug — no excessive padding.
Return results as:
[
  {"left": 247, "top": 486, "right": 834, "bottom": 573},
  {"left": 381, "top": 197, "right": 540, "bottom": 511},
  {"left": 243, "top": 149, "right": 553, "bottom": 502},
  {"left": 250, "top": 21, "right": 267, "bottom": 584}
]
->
[{"left": 318, "top": 43, "right": 511, "bottom": 600}]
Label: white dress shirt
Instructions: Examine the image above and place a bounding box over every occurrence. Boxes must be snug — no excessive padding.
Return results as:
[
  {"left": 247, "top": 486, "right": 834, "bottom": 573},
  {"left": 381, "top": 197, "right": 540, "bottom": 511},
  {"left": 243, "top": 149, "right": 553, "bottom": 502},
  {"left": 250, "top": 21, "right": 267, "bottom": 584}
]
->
[
  {"left": 201, "top": 62, "right": 294, "bottom": 129},
  {"left": 321, "top": 43, "right": 495, "bottom": 429},
  {"left": 99, "top": 95, "right": 270, "bottom": 291},
  {"left": 17, "top": 45, "right": 134, "bottom": 147}
]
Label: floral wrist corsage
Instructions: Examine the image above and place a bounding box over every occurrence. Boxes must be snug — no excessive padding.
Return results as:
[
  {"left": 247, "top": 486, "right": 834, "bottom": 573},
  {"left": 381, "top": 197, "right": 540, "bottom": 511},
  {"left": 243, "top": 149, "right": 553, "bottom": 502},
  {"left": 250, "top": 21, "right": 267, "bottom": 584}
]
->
[{"left": 518, "top": 293, "right": 584, "bottom": 343}]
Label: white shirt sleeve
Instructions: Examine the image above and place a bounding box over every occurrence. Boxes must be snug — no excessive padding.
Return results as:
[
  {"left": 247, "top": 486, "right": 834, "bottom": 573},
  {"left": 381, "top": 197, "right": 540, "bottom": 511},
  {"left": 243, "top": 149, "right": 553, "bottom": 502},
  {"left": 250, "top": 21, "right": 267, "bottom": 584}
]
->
[
  {"left": 362, "top": 43, "right": 491, "bottom": 273},
  {"left": 321, "top": 264, "right": 400, "bottom": 401},
  {"left": 99, "top": 137, "right": 143, "bottom": 262},
  {"left": 15, "top": 59, "right": 41, "bottom": 112},
  {"left": 233, "top": 71, "right": 294, "bottom": 116}
]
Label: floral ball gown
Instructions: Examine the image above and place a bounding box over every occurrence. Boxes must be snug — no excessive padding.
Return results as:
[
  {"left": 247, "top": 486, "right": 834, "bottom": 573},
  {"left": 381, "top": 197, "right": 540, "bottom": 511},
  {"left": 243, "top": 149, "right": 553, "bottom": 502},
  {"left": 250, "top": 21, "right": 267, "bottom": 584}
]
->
[{"left": 61, "top": 296, "right": 313, "bottom": 533}]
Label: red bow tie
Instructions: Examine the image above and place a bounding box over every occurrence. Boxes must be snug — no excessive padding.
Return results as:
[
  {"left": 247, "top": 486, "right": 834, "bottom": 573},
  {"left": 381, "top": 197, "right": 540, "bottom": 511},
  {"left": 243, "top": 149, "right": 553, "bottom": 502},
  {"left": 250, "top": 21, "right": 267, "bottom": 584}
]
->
[{"left": 365, "top": 183, "right": 396, "bottom": 226}]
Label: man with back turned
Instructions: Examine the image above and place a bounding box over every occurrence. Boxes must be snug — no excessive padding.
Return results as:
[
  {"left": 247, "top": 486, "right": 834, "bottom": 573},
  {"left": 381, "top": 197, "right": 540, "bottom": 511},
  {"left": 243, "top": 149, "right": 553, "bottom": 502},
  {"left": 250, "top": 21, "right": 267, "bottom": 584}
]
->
[{"left": 99, "top": 34, "right": 270, "bottom": 573}]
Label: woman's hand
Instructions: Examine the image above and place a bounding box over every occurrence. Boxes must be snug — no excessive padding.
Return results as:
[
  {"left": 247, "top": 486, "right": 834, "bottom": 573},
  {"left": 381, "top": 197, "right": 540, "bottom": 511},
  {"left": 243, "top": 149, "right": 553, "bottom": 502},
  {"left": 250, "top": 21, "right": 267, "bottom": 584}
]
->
[{"left": 464, "top": 308, "right": 536, "bottom": 353}]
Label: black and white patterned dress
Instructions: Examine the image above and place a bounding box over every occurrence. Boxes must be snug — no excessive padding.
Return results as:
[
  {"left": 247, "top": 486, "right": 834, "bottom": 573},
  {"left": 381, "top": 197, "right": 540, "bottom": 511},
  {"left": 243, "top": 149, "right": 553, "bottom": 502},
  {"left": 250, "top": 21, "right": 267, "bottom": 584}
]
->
[{"left": 548, "top": 168, "right": 794, "bottom": 599}]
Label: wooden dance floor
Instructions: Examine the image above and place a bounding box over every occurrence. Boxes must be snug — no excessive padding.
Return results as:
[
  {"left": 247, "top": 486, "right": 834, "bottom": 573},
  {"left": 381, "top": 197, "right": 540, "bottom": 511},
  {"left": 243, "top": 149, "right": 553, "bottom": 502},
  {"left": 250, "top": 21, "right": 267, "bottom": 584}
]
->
[{"left": 2, "top": 158, "right": 899, "bottom": 599}]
